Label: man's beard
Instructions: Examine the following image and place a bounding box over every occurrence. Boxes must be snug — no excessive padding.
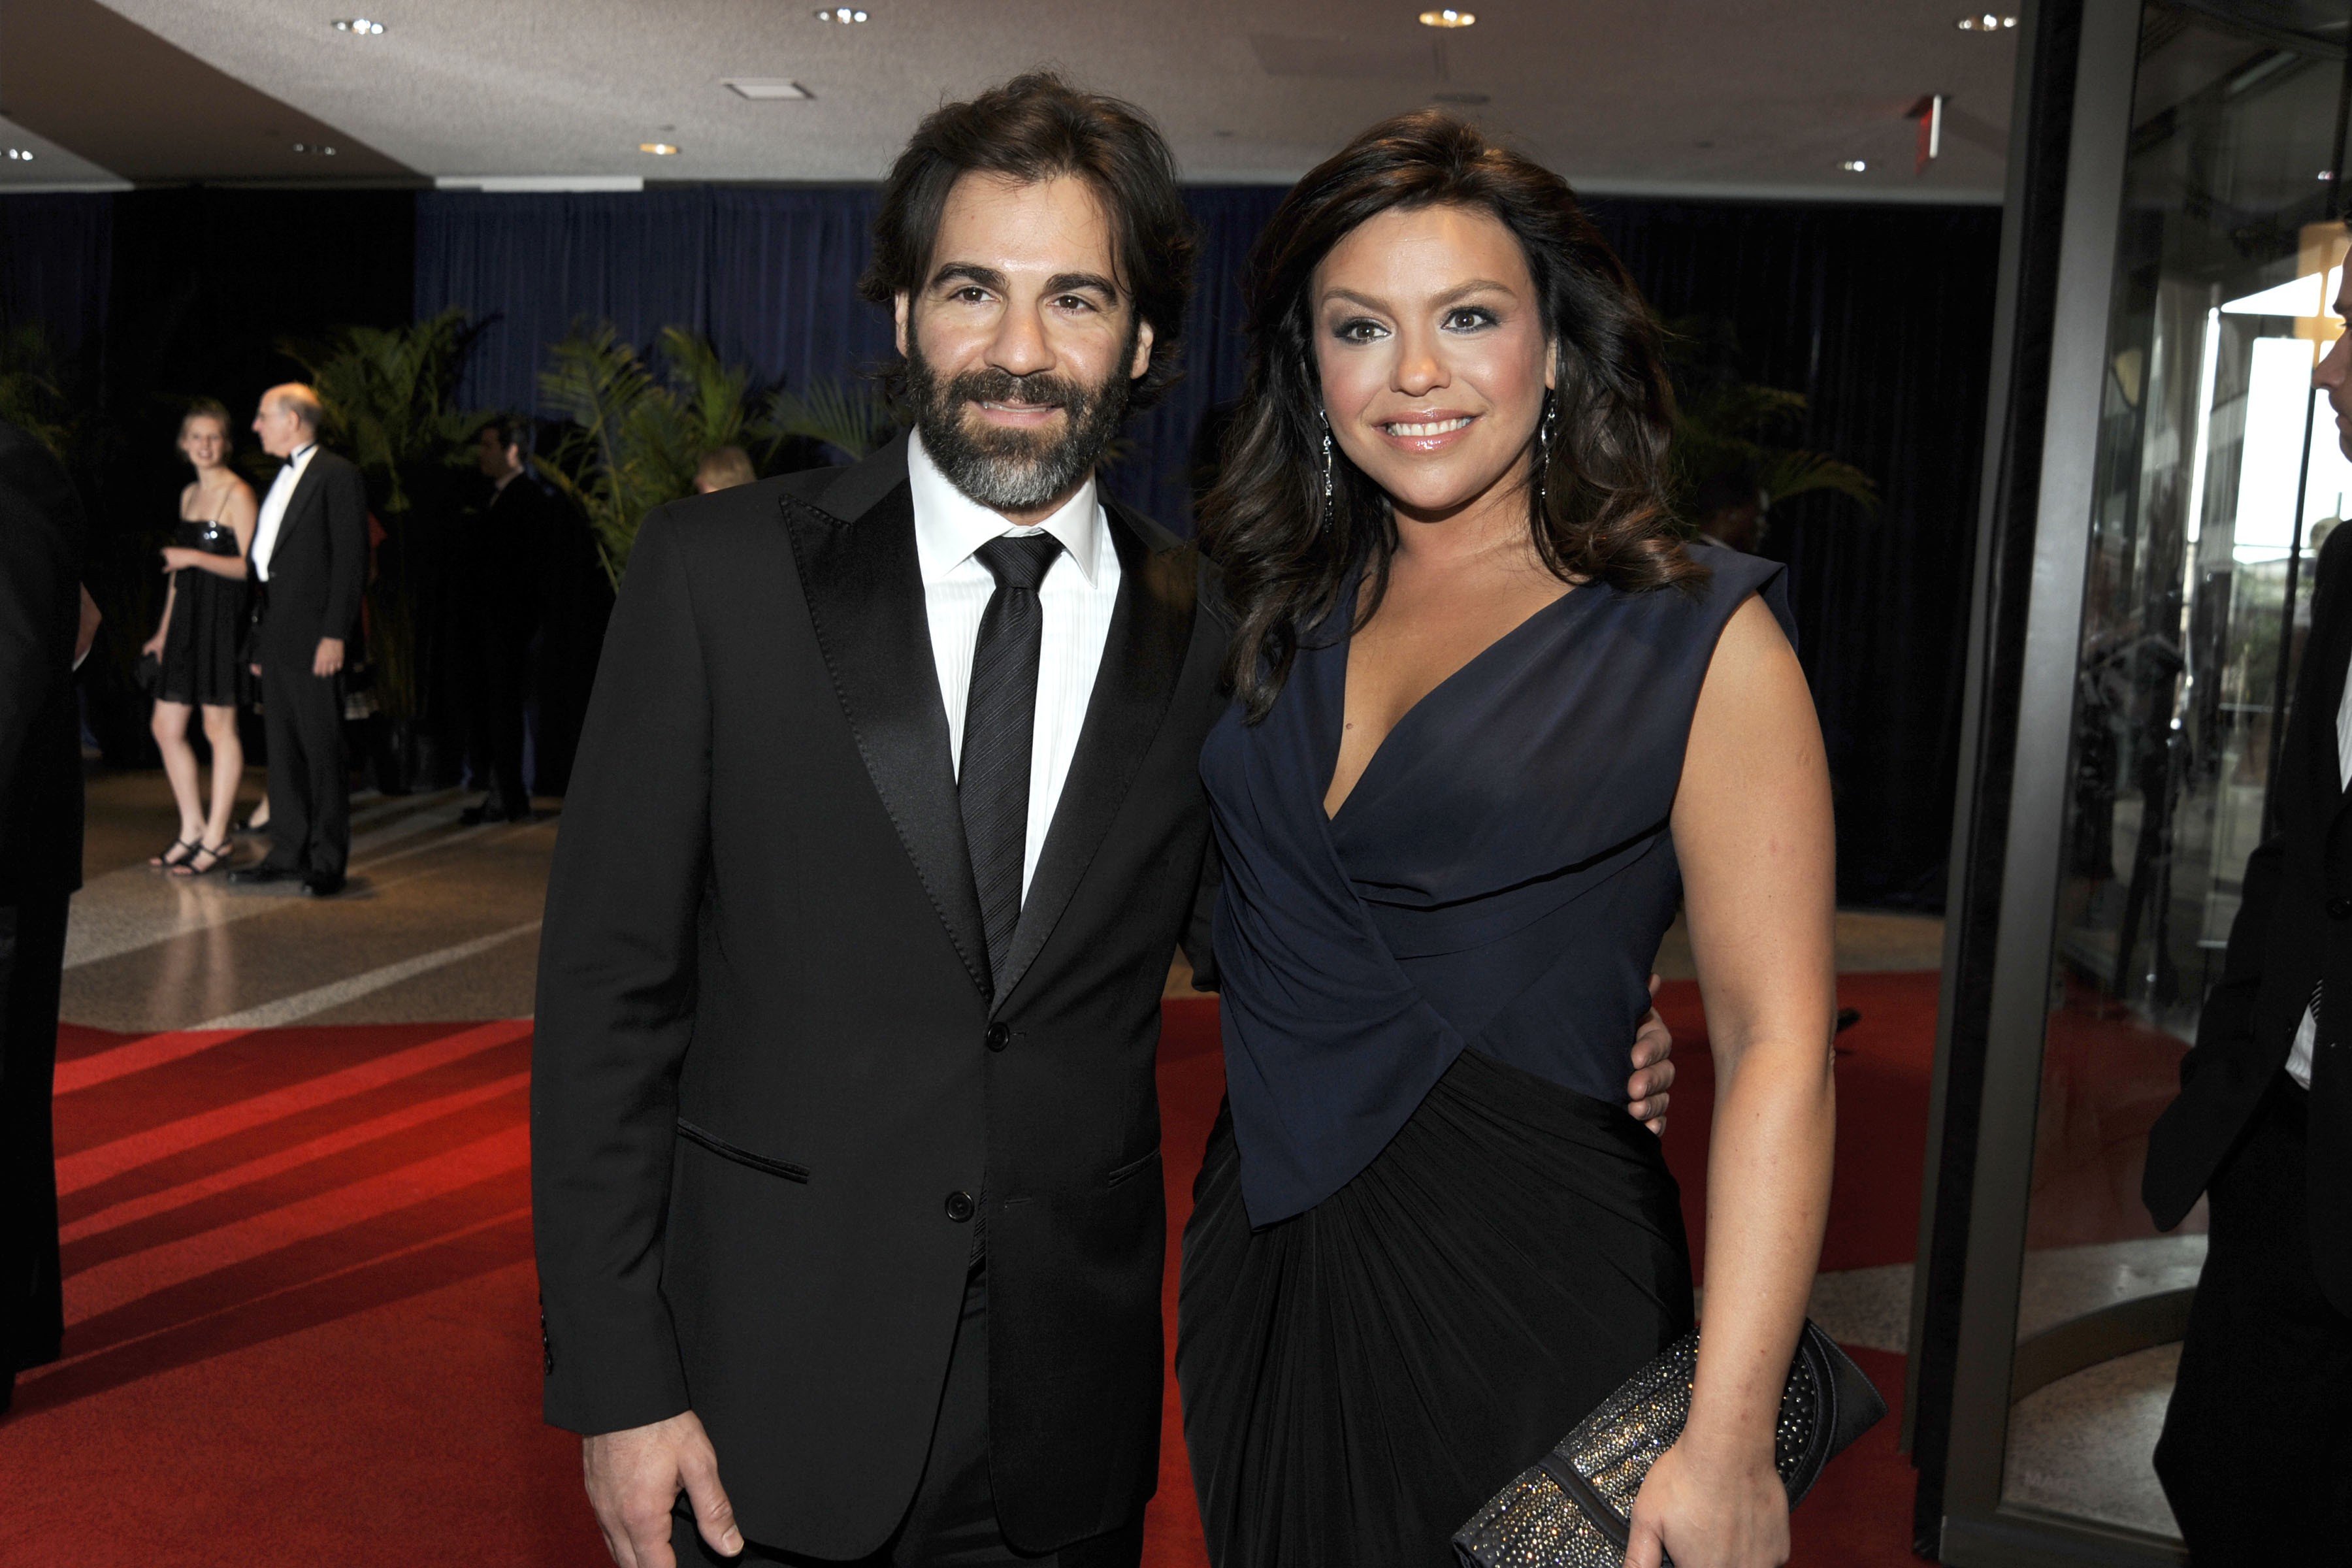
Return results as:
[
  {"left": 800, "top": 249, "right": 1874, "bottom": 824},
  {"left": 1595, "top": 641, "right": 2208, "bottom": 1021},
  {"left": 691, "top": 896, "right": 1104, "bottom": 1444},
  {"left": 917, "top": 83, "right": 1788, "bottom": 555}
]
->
[{"left": 906, "top": 335, "right": 1134, "bottom": 514}]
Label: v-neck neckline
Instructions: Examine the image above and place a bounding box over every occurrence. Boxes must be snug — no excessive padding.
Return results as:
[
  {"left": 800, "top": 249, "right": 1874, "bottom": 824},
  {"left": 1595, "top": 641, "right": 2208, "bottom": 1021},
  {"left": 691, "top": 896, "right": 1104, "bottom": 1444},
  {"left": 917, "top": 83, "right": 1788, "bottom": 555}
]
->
[{"left": 1320, "top": 574, "right": 1587, "bottom": 824}]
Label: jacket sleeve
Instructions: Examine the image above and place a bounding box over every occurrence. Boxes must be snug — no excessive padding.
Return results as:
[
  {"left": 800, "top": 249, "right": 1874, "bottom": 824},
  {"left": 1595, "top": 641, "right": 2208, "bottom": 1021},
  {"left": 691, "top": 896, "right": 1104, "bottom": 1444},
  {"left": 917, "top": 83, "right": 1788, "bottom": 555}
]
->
[
  {"left": 531, "top": 505, "right": 710, "bottom": 1435},
  {"left": 2176, "top": 832, "right": 2284, "bottom": 1094},
  {"left": 0, "top": 427, "right": 80, "bottom": 830},
  {"left": 319, "top": 456, "right": 369, "bottom": 643}
]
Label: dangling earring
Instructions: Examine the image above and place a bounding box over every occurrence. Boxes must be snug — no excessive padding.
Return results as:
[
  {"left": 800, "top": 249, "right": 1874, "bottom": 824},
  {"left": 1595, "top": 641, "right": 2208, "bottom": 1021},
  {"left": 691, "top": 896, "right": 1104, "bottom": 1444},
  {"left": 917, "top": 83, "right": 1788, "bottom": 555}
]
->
[
  {"left": 1532, "top": 390, "right": 1558, "bottom": 514},
  {"left": 1319, "top": 411, "right": 1336, "bottom": 534}
]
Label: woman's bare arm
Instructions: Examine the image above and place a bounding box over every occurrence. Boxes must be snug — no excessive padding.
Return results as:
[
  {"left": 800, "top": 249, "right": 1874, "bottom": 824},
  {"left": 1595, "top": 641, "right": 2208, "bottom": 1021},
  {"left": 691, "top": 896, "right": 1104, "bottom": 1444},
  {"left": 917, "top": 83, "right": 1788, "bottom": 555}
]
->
[{"left": 1626, "top": 592, "right": 1837, "bottom": 1568}]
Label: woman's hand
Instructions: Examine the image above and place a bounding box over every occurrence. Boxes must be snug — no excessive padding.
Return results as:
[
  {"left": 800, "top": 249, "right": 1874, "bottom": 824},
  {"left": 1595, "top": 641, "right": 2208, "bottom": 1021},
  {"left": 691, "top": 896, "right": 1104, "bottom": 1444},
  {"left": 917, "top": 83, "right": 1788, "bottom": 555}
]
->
[
  {"left": 1624, "top": 1431, "right": 1789, "bottom": 1568},
  {"left": 141, "top": 630, "right": 167, "bottom": 659}
]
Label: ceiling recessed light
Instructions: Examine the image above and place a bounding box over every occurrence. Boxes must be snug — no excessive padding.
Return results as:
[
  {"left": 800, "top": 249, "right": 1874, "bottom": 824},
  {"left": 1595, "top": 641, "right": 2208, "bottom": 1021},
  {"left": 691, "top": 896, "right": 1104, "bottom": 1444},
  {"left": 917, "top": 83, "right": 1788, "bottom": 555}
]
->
[
  {"left": 5, "top": 148, "right": 32, "bottom": 162},
  {"left": 813, "top": 6, "right": 869, "bottom": 20},
  {"left": 724, "top": 78, "right": 813, "bottom": 100},
  {"left": 1841, "top": 159, "right": 1869, "bottom": 172},
  {"left": 640, "top": 142, "right": 681, "bottom": 156},
  {"left": 1419, "top": 8, "right": 1475, "bottom": 25},
  {"left": 1955, "top": 13, "right": 2017, "bottom": 29},
  {"left": 332, "top": 17, "right": 385, "bottom": 34}
]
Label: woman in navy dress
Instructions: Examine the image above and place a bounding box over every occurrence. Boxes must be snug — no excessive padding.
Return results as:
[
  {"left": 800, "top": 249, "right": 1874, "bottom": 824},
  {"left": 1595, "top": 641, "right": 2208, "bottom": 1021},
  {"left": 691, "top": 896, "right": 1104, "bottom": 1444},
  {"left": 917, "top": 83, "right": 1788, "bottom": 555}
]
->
[
  {"left": 140, "top": 399, "right": 255, "bottom": 876},
  {"left": 1180, "top": 114, "right": 1837, "bottom": 1568}
]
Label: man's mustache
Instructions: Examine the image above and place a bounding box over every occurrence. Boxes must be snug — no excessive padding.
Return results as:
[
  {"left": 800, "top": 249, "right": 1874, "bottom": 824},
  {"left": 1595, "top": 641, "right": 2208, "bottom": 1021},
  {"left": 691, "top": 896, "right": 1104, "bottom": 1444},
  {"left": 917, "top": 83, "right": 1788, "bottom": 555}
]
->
[{"left": 947, "top": 369, "right": 1085, "bottom": 413}]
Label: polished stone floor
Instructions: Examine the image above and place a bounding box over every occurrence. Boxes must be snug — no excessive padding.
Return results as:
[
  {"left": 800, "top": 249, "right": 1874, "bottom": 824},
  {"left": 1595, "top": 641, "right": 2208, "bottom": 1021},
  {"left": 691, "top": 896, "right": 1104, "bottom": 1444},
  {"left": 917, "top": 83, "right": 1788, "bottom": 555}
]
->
[{"left": 67, "top": 770, "right": 550, "bottom": 1032}]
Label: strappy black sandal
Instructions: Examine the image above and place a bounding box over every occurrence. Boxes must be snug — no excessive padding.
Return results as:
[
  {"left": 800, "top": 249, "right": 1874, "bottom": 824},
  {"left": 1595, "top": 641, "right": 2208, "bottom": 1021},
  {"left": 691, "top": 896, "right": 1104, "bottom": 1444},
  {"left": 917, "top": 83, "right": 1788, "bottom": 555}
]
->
[
  {"left": 150, "top": 837, "right": 199, "bottom": 870},
  {"left": 171, "top": 841, "right": 233, "bottom": 877}
]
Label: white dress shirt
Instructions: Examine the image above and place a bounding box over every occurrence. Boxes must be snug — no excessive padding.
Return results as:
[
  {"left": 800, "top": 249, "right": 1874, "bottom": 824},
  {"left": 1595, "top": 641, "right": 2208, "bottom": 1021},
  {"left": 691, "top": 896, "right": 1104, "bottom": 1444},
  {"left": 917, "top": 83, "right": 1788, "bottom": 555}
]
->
[
  {"left": 2286, "top": 643, "right": 2352, "bottom": 1089},
  {"left": 908, "top": 429, "right": 1122, "bottom": 900},
  {"left": 250, "top": 441, "right": 318, "bottom": 583}
]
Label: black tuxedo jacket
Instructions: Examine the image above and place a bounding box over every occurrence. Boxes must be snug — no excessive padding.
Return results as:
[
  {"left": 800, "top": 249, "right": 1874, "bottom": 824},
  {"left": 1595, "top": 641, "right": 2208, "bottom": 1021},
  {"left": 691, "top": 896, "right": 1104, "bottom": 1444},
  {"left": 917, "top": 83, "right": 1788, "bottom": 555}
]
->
[
  {"left": 2146, "top": 521, "right": 2352, "bottom": 1311},
  {"left": 0, "top": 419, "right": 85, "bottom": 903},
  {"left": 532, "top": 436, "right": 1226, "bottom": 1557},
  {"left": 250, "top": 446, "right": 367, "bottom": 658}
]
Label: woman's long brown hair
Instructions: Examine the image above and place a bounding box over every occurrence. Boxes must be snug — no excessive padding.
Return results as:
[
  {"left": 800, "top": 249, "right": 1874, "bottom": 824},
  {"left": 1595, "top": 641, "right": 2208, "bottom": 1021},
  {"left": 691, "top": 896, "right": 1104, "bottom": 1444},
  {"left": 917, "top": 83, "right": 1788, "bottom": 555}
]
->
[{"left": 1199, "top": 111, "right": 1703, "bottom": 721}]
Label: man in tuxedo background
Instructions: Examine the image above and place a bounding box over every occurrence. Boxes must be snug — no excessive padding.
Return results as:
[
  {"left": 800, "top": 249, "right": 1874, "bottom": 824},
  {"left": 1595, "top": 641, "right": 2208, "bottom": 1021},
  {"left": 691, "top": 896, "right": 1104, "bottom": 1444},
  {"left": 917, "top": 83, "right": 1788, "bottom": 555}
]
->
[
  {"left": 2145, "top": 255, "right": 2352, "bottom": 1557},
  {"left": 229, "top": 384, "right": 367, "bottom": 898},
  {"left": 460, "top": 415, "right": 549, "bottom": 825},
  {"left": 534, "top": 72, "right": 1677, "bottom": 1568},
  {"left": 0, "top": 417, "right": 91, "bottom": 1414}
]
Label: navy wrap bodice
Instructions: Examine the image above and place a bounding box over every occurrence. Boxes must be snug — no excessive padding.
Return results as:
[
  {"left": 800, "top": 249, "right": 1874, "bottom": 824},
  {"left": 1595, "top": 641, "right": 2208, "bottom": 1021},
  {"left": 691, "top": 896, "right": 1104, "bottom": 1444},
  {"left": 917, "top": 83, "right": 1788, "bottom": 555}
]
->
[{"left": 1200, "top": 546, "right": 1793, "bottom": 1225}]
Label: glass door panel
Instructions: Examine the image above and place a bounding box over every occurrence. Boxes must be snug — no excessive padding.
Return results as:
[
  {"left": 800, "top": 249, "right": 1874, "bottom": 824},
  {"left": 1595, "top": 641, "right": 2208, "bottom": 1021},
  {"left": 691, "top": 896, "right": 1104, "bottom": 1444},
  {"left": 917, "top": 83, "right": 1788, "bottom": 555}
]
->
[{"left": 1999, "top": 3, "right": 2345, "bottom": 1541}]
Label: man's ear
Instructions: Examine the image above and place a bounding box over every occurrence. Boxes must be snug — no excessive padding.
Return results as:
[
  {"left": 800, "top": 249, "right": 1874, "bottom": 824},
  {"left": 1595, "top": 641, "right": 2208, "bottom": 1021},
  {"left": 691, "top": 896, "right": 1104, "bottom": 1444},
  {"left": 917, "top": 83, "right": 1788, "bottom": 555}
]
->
[
  {"left": 1129, "top": 319, "right": 1156, "bottom": 384},
  {"left": 894, "top": 291, "right": 912, "bottom": 359}
]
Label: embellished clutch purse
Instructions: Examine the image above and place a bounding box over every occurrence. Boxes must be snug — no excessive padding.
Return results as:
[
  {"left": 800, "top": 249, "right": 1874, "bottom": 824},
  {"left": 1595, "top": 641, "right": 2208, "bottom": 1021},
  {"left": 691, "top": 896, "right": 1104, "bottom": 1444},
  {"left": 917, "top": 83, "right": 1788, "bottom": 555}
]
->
[{"left": 1453, "top": 1320, "right": 1886, "bottom": 1567}]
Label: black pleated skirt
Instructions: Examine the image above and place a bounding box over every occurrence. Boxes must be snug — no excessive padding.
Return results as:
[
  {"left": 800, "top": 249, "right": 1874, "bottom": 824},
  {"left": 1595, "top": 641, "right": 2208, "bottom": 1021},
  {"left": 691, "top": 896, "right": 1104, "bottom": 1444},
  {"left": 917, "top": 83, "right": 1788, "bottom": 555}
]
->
[
  {"left": 158, "top": 568, "right": 250, "bottom": 709},
  {"left": 1176, "top": 1047, "right": 1696, "bottom": 1568}
]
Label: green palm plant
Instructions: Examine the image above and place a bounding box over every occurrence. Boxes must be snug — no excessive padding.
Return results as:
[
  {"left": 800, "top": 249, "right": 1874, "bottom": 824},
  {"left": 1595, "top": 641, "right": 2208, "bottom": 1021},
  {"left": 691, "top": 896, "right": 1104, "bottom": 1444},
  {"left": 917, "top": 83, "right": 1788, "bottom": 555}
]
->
[
  {"left": 764, "top": 374, "right": 897, "bottom": 466},
  {"left": 541, "top": 322, "right": 775, "bottom": 584},
  {"left": 1663, "top": 316, "right": 1876, "bottom": 522},
  {"left": 286, "top": 307, "right": 482, "bottom": 519},
  {"left": 0, "top": 324, "right": 74, "bottom": 459}
]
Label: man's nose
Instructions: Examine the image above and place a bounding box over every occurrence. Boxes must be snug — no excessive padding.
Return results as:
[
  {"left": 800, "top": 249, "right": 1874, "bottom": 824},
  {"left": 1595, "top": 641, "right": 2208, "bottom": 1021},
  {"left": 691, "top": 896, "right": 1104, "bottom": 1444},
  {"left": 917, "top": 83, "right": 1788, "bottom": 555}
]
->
[{"left": 987, "top": 304, "right": 1054, "bottom": 379}]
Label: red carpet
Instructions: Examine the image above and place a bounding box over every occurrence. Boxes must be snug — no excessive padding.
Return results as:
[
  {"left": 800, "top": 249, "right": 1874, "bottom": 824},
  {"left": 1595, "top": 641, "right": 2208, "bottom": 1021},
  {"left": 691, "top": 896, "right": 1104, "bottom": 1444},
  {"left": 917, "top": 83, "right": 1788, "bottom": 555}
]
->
[{"left": 5, "top": 977, "right": 1938, "bottom": 1566}]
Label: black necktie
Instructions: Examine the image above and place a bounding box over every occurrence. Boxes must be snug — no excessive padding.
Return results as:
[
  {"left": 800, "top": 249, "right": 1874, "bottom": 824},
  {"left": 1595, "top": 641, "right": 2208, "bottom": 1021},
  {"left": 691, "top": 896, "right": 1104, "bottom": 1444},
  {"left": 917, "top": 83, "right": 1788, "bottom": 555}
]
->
[{"left": 960, "top": 532, "right": 1064, "bottom": 992}]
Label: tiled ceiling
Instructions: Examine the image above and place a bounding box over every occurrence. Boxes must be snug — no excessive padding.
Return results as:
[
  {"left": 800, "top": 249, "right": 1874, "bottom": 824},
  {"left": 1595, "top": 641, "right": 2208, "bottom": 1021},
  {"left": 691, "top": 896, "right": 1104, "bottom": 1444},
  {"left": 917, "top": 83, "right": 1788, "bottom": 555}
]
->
[{"left": 8, "top": 0, "right": 2029, "bottom": 199}]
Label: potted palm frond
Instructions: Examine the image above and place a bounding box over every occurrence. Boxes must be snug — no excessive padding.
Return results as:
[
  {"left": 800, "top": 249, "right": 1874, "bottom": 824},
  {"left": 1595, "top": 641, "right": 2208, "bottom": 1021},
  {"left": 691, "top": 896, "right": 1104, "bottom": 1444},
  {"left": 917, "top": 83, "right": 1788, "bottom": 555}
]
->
[
  {"left": 1664, "top": 317, "right": 1876, "bottom": 544},
  {"left": 540, "top": 324, "right": 759, "bottom": 585}
]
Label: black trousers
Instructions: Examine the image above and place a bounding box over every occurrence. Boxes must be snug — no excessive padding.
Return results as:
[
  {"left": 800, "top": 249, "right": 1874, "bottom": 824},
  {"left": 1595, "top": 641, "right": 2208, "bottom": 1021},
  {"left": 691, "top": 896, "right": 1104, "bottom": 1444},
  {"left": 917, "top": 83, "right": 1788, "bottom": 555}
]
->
[
  {"left": 1, "top": 894, "right": 70, "bottom": 1387},
  {"left": 465, "top": 616, "right": 532, "bottom": 815},
  {"left": 675, "top": 1264, "right": 1145, "bottom": 1568},
  {"left": 2155, "top": 1079, "right": 2352, "bottom": 1562},
  {"left": 259, "top": 642, "right": 350, "bottom": 877}
]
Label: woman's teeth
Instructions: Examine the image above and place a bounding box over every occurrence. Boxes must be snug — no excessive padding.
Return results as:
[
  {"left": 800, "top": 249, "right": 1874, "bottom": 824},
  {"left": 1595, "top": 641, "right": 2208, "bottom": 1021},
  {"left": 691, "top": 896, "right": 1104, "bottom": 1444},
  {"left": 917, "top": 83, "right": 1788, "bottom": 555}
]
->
[{"left": 1384, "top": 417, "right": 1471, "bottom": 436}]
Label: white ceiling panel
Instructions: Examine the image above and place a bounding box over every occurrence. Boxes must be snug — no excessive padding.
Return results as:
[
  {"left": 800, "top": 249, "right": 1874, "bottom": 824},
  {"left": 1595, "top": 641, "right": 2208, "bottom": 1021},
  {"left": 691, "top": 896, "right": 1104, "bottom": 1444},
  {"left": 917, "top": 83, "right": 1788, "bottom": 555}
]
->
[{"left": 86, "top": 0, "right": 2019, "bottom": 198}]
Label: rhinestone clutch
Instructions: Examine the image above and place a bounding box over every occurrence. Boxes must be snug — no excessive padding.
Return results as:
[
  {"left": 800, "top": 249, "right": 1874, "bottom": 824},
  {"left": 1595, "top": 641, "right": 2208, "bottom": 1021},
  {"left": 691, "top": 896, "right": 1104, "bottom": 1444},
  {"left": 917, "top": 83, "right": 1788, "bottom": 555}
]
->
[{"left": 1452, "top": 1320, "right": 1886, "bottom": 1567}]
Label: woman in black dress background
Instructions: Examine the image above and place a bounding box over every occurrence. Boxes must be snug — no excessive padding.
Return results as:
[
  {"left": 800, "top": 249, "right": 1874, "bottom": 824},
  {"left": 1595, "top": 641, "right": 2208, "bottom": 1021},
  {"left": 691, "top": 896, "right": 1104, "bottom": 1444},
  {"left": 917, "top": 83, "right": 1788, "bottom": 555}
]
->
[
  {"left": 1181, "top": 116, "right": 1837, "bottom": 1568},
  {"left": 140, "top": 399, "right": 256, "bottom": 876}
]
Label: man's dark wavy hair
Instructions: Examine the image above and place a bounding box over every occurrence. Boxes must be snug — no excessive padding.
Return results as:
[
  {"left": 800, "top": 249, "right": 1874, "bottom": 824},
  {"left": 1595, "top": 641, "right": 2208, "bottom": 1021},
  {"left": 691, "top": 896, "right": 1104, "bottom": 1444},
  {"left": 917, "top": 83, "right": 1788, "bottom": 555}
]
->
[
  {"left": 859, "top": 71, "right": 1198, "bottom": 410},
  {"left": 1199, "top": 111, "right": 1703, "bottom": 722}
]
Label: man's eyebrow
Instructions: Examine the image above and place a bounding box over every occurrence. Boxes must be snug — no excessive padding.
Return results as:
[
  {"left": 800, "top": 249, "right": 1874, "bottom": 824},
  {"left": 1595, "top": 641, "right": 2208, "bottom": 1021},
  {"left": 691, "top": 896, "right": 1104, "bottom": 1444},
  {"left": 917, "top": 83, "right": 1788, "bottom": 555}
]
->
[
  {"left": 1045, "top": 271, "right": 1122, "bottom": 301},
  {"left": 928, "top": 262, "right": 1007, "bottom": 292}
]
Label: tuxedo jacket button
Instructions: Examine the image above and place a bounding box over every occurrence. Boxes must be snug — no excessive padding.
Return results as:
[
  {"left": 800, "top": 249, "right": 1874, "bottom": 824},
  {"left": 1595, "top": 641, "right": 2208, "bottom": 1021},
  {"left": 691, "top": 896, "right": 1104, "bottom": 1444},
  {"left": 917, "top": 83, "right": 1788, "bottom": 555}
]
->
[
  {"left": 984, "top": 1022, "right": 1011, "bottom": 1052},
  {"left": 944, "top": 1190, "right": 977, "bottom": 1224},
  {"left": 2330, "top": 897, "right": 2352, "bottom": 919}
]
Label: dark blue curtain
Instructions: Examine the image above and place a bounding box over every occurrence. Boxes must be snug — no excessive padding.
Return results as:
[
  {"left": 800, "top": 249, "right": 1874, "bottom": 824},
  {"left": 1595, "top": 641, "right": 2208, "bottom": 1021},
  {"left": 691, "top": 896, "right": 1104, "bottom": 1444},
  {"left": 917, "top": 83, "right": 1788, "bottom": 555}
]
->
[
  {"left": 0, "top": 193, "right": 113, "bottom": 375},
  {"left": 413, "top": 184, "right": 1288, "bottom": 527},
  {"left": 1589, "top": 200, "right": 2004, "bottom": 907}
]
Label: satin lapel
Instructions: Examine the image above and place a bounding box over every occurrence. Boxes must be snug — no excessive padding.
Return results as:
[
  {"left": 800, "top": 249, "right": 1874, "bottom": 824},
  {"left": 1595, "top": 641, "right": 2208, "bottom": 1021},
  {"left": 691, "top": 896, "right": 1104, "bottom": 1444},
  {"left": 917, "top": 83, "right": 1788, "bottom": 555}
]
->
[
  {"left": 989, "top": 504, "right": 1198, "bottom": 1010},
  {"left": 779, "top": 478, "right": 992, "bottom": 1000},
  {"left": 268, "top": 457, "right": 328, "bottom": 573}
]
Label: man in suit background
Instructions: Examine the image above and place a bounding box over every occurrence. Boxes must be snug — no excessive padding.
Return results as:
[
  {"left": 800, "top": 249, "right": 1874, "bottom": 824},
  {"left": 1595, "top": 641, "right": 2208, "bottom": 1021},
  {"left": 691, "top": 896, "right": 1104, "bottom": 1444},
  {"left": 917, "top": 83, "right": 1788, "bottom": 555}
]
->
[
  {"left": 534, "top": 72, "right": 1677, "bottom": 1568},
  {"left": 2145, "top": 255, "right": 2352, "bottom": 1557},
  {"left": 0, "top": 417, "right": 90, "bottom": 1414},
  {"left": 229, "top": 384, "right": 367, "bottom": 897},
  {"left": 461, "top": 414, "right": 549, "bottom": 825}
]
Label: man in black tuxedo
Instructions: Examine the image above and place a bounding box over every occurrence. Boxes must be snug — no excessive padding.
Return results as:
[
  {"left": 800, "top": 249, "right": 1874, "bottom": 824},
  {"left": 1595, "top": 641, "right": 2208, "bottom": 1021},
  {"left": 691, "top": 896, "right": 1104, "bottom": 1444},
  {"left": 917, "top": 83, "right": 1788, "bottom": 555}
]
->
[
  {"left": 459, "top": 414, "right": 549, "bottom": 825},
  {"left": 229, "top": 385, "right": 367, "bottom": 898},
  {"left": 535, "top": 73, "right": 1676, "bottom": 1568},
  {"left": 0, "top": 417, "right": 88, "bottom": 1414},
  {"left": 2145, "top": 260, "right": 2352, "bottom": 1557}
]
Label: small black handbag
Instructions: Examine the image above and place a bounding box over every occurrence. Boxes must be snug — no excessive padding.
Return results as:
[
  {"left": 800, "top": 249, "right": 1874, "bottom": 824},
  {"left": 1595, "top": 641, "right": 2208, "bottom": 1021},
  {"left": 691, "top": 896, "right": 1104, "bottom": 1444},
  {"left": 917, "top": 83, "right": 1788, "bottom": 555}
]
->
[
  {"left": 1453, "top": 1320, "right": 1886, "bottom": 1567},
  {"left": 133, "top": 650, "right": 162, "bottom": 694}
]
